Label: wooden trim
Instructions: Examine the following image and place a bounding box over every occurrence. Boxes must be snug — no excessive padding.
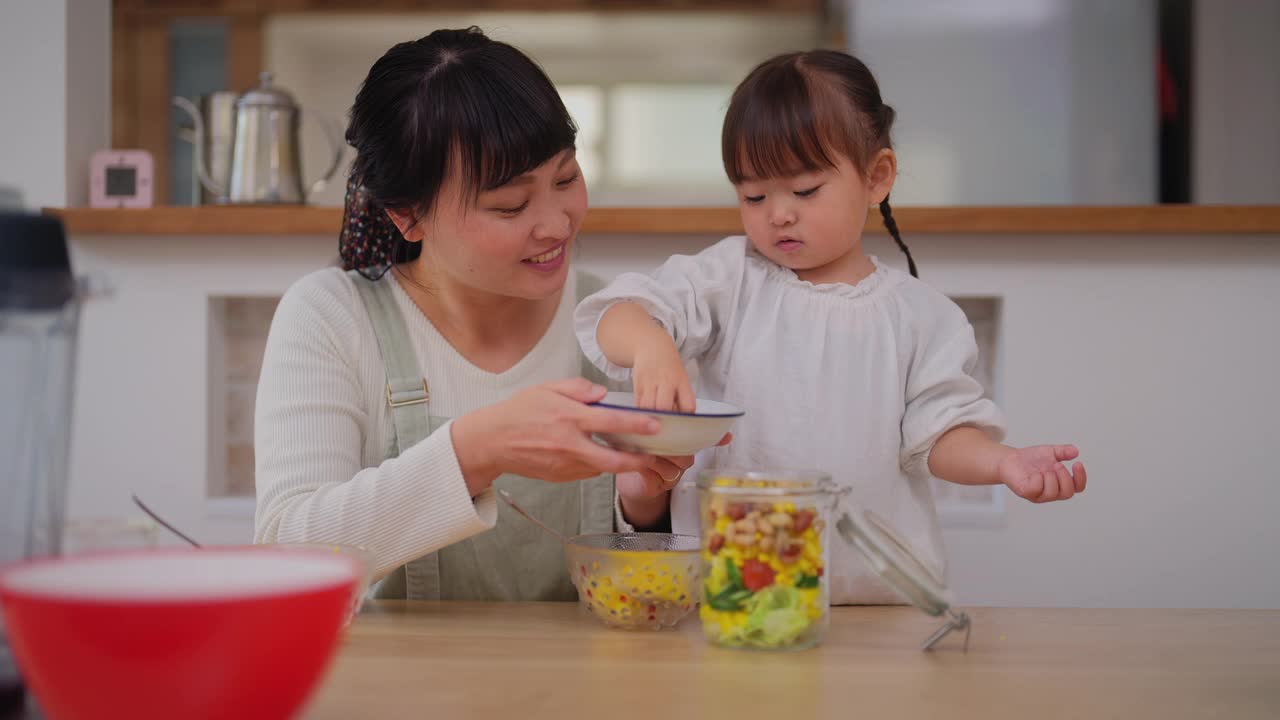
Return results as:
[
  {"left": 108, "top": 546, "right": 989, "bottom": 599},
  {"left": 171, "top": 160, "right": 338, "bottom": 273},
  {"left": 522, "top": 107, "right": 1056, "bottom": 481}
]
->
[
  {"left": 226, "top": 14, "right": 265, "bottom": 92},
  {"left": 112, "top": 1, "right": 822, "bottom": 18},
  {"left": 583, "top": 207, "right": 742, "bottom": 235},
  {"left": 110, "top": 8, "right": 138, "bottom": 150},
  {"left": 42, "top": 206, "right": 1280, "bottom": 236},
  {"left": 134, "top": 18, "right": 172, "bottom": 206},
  {"left": 880, "top": 205, "right": 1280, "bottom": 234},
  {"left": 48, "top": 207, "right": 344, "bottom": 236}
]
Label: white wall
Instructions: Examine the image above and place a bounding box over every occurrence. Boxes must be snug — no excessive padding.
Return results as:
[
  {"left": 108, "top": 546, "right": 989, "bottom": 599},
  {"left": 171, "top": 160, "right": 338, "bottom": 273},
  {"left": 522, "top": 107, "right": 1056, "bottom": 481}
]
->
[
  {"left": 63, "top": 0, "right": 111, "bottom": 208},
  {"left": 0, "top": 1, "right": 69, "bottom": 209},
  {"left": 1194, "top": 0, "right": 1280, "bottom": 204},
  {"left": 0, "top": 0, "right": 110, "bottom": 210},
  {"left": 65, "top": 235, "right": 341, "bottom": 548},
  {"left": 846, "top": 0, "right": 1157, "bottom": 205},
  {"left": 887, "top": 233, "right": 1280, "bottom": 609},
  {"left": 65, "top": 229, "right": 1280, "bottom": 609}
]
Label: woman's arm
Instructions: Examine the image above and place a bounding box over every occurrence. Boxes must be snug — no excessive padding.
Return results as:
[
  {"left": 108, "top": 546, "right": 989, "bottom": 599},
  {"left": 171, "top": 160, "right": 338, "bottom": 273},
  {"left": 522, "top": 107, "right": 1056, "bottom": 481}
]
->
[
  {"left": 254, "top": 279, "right": 661, "bottom": 578},
  {"left": 253, "top": 278, "right": 495, "bottom": 578}
]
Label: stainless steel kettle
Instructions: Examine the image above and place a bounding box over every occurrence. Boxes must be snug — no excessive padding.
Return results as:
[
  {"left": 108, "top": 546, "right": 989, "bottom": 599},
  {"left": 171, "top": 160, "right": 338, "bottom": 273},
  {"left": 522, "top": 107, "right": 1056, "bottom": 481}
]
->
[
  {"left": 176, "top": 90, "right": 238, "bottom": 205},
  {"left": 173, "top": 73, "right": 343, "bottom": 205}
]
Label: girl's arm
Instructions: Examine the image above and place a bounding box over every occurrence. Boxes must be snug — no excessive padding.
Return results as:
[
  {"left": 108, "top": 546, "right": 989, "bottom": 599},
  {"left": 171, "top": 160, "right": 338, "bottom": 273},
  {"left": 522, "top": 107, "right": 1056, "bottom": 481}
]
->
[
  {"left": 596, "top": 302, "right": 694, "bottom": 411},
  {"left": 927, "top": 426, "right": 1009, "bottom": 485},
  {"left": 929, "top": 427, "right": 1087, "bottom": 503},
  {"left": 574, "top": 236, "right": 751, "bottom": 411},
  {"left": 900, "top": 291, "right": 1086, "bottom": 504}
]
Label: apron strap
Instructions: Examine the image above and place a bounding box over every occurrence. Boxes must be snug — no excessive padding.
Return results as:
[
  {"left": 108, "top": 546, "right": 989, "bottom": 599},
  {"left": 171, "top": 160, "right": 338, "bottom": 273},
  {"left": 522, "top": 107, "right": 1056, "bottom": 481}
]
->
[
  {"left": 350, "top": 270, "right": 433, "bottom": 456},
  {"left": 574, "top": 271, "right": 617, "bottom": 530},
  {"left": 574, "top": 271, "right": 610, "bottom": 388},
  {"left": 349, "top": 269, "right": 616, "bottom": 598},
  {"left": 574, "top": 269, "right": 606, "bottom": 300},
  {"left": 350, "top": 269, "right": 441, "bottom": 600}
]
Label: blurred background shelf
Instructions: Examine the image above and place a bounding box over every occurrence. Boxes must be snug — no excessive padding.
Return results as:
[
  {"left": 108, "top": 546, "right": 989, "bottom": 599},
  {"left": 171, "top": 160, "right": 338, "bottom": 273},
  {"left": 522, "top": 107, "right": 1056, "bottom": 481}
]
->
[{"left": 44, "top": 205, "right": 1280, "bottom": 236}]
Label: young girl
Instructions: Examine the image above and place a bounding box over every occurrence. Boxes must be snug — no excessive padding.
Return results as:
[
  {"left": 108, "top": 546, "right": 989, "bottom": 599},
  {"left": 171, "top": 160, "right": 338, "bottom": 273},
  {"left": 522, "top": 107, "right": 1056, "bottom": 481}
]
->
[{"left": 574, "top": 50, "right": 1087, "bottom": 604}]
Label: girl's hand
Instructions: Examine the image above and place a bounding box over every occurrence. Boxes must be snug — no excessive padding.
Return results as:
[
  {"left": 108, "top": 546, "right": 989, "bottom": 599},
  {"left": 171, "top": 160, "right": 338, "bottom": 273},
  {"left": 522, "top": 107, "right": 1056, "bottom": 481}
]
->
[
  {"left": 998, "top": 444, "right": 1087, "bottom": 503},
  {"left": 632, "top": 333, "right": 696, "bottom": 412},
  {"left": 452, "top": 378, "right": 659, "bottom": 495}
]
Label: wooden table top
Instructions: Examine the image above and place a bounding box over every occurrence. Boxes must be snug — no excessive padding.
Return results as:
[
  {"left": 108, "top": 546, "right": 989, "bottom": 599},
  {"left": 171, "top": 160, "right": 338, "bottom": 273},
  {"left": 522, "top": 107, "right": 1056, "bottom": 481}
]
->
[{"left": 305, "top": 601, "right": 1280, "bottom": 719}]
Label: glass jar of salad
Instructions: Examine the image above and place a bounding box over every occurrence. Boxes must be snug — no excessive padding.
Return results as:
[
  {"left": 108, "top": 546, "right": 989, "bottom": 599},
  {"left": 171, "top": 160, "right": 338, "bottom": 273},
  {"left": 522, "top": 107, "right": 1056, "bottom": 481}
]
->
[
  {"left": 697, "top": 469, "right": 973, "bottom": 652},
  {"left": 696, "top": 470, "right": 836, "bottom": 651}
]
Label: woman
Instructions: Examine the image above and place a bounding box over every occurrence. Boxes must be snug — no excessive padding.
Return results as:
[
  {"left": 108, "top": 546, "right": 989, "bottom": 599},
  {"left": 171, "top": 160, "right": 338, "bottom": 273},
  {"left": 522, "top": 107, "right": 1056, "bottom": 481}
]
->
[{"left": 253, "top": 27, "right": 705, "bottom": 600}]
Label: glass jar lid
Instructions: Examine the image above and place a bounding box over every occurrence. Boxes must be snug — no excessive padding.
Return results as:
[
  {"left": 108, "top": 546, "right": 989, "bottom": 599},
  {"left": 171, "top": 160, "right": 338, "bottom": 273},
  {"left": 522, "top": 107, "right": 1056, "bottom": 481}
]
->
[
  {"left": 697, "top": 468, "right": 972, "bottom": 650},
  {"left": 695, "top": 469, "right": 834, "bottom": 497},
  {"left": 834, "top": 506, "right": 971, "bottom": 651}
]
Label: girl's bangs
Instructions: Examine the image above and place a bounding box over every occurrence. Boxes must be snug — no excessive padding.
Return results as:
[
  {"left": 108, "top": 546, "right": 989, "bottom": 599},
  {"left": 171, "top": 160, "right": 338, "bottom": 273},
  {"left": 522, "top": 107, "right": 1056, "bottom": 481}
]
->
[{"left": 723, "top": 59, "right": 871, "bottom": 184}]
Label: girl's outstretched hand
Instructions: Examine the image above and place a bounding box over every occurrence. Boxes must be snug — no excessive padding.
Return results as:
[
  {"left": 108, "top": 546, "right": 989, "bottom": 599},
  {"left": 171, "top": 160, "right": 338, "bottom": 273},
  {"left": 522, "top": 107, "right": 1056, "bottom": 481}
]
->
[{"left": 998, "top": 444, "right": 1087, "bottom": 503}]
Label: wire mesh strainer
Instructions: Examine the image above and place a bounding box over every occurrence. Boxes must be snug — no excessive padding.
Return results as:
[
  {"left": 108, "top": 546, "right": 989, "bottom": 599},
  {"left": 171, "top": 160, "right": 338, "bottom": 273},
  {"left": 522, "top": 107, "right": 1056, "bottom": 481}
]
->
[{"left": 499, "top": 490, "right": 702, "bottom": 630}]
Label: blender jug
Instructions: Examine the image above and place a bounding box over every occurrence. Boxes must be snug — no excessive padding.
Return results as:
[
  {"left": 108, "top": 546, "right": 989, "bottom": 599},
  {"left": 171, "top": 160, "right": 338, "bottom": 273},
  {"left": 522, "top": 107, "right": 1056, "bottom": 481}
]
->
[{"left": 0, "top": 212, "right": 82, "bottom": 713}]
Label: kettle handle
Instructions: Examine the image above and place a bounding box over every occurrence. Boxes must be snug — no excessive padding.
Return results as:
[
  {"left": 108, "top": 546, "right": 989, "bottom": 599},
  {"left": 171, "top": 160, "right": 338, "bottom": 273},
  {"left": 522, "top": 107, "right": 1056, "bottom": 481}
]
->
[
  {"left": 171, "top": 96, "right": 229, "bottom": 199},
  {"left": 304, "top": 109, "right": 346, "bottom": 199}
]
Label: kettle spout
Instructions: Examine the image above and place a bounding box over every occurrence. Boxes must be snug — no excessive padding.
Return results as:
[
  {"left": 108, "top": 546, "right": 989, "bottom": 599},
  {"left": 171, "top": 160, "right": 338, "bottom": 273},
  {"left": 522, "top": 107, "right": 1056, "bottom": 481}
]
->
[{"left": 172, "top": 96, "right": 228, "bottom": 199}]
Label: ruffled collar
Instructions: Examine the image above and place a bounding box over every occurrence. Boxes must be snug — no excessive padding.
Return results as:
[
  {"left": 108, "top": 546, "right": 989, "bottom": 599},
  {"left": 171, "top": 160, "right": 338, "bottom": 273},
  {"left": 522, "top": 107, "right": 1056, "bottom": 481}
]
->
[{"left": 747, "top": 246, "right": 893, "bottom": 300}]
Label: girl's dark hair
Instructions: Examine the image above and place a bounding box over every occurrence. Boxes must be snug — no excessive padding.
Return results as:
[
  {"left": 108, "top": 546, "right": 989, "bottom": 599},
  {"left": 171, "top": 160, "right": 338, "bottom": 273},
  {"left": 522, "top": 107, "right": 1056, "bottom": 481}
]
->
[
  {"left": 340, "top": 27, "right": 577, "bottom": 279},
  {"left": 722, "top": 50, "right": 917, "bottom": 277}
]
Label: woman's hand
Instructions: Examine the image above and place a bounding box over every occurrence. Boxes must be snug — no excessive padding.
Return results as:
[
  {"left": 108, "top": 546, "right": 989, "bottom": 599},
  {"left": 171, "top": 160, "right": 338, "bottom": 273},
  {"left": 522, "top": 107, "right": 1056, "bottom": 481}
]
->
[
  {"left": 451, "top": 378, "right": 659, "bottom": 496},
  {"left": 617, "top": 455, "right": 696, "bottom": 501},
  {"left": 616, "top": 433, "right": 733, "bottom": 529}
]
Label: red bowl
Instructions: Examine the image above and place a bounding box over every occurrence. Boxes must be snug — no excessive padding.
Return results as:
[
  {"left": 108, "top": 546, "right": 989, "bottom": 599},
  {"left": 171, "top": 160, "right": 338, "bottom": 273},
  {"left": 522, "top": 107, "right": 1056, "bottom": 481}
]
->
[{"left": 0, "top": 547, "right": 361, "bottom": 720}]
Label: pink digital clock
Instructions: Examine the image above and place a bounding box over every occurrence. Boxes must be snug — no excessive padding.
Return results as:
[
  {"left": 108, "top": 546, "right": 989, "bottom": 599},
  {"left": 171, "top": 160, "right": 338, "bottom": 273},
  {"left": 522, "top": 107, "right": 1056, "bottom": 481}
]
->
[{"left": 89, "top": 150, "right": 154, "bottom": 208}]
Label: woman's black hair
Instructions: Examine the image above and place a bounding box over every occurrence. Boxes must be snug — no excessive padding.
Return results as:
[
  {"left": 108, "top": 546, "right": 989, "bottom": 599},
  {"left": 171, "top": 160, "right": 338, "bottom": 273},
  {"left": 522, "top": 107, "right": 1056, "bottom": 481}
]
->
[
  {"left": 722, "top": 49, "right": 917, "bottom": 277},
  {"left": 340, "top": 27, "right": 577, "bottom": 279}
]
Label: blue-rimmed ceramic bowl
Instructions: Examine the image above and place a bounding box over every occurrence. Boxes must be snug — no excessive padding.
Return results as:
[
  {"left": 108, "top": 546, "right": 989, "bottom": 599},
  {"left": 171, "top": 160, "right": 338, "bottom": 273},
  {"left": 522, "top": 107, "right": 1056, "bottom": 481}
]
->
[{"left": 592, "top": 392, "right": 744, "bottom": 456}]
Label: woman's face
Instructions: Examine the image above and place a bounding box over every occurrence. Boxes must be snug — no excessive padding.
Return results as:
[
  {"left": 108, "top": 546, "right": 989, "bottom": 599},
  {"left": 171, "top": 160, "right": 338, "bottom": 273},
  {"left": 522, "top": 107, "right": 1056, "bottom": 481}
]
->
[{"left": 402, "top": 148, "right": 587, "bottom": 301}]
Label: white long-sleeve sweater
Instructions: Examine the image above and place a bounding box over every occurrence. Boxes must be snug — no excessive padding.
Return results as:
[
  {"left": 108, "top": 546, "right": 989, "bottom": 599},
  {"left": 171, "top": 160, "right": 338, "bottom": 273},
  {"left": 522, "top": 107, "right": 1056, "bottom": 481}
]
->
[{"left": 253, "top": 267, "right": 592, "bottom": 579}]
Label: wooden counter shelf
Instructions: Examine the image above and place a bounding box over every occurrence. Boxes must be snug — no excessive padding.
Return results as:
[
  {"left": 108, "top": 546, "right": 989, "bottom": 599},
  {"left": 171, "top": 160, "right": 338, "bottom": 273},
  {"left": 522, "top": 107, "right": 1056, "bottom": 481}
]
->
[{"left": 43, "top": 205, "right": 1280, "bottom": 236}]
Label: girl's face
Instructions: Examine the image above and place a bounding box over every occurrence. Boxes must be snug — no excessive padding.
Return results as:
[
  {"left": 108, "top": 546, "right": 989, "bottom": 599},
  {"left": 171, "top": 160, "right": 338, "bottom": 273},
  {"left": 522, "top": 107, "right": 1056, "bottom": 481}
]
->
[
  {"left": 734, "top": 149, "right": 895, "bottom": 284},
  {"left": 392, "top": 148, "right": 588, "bottom": 300}
]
